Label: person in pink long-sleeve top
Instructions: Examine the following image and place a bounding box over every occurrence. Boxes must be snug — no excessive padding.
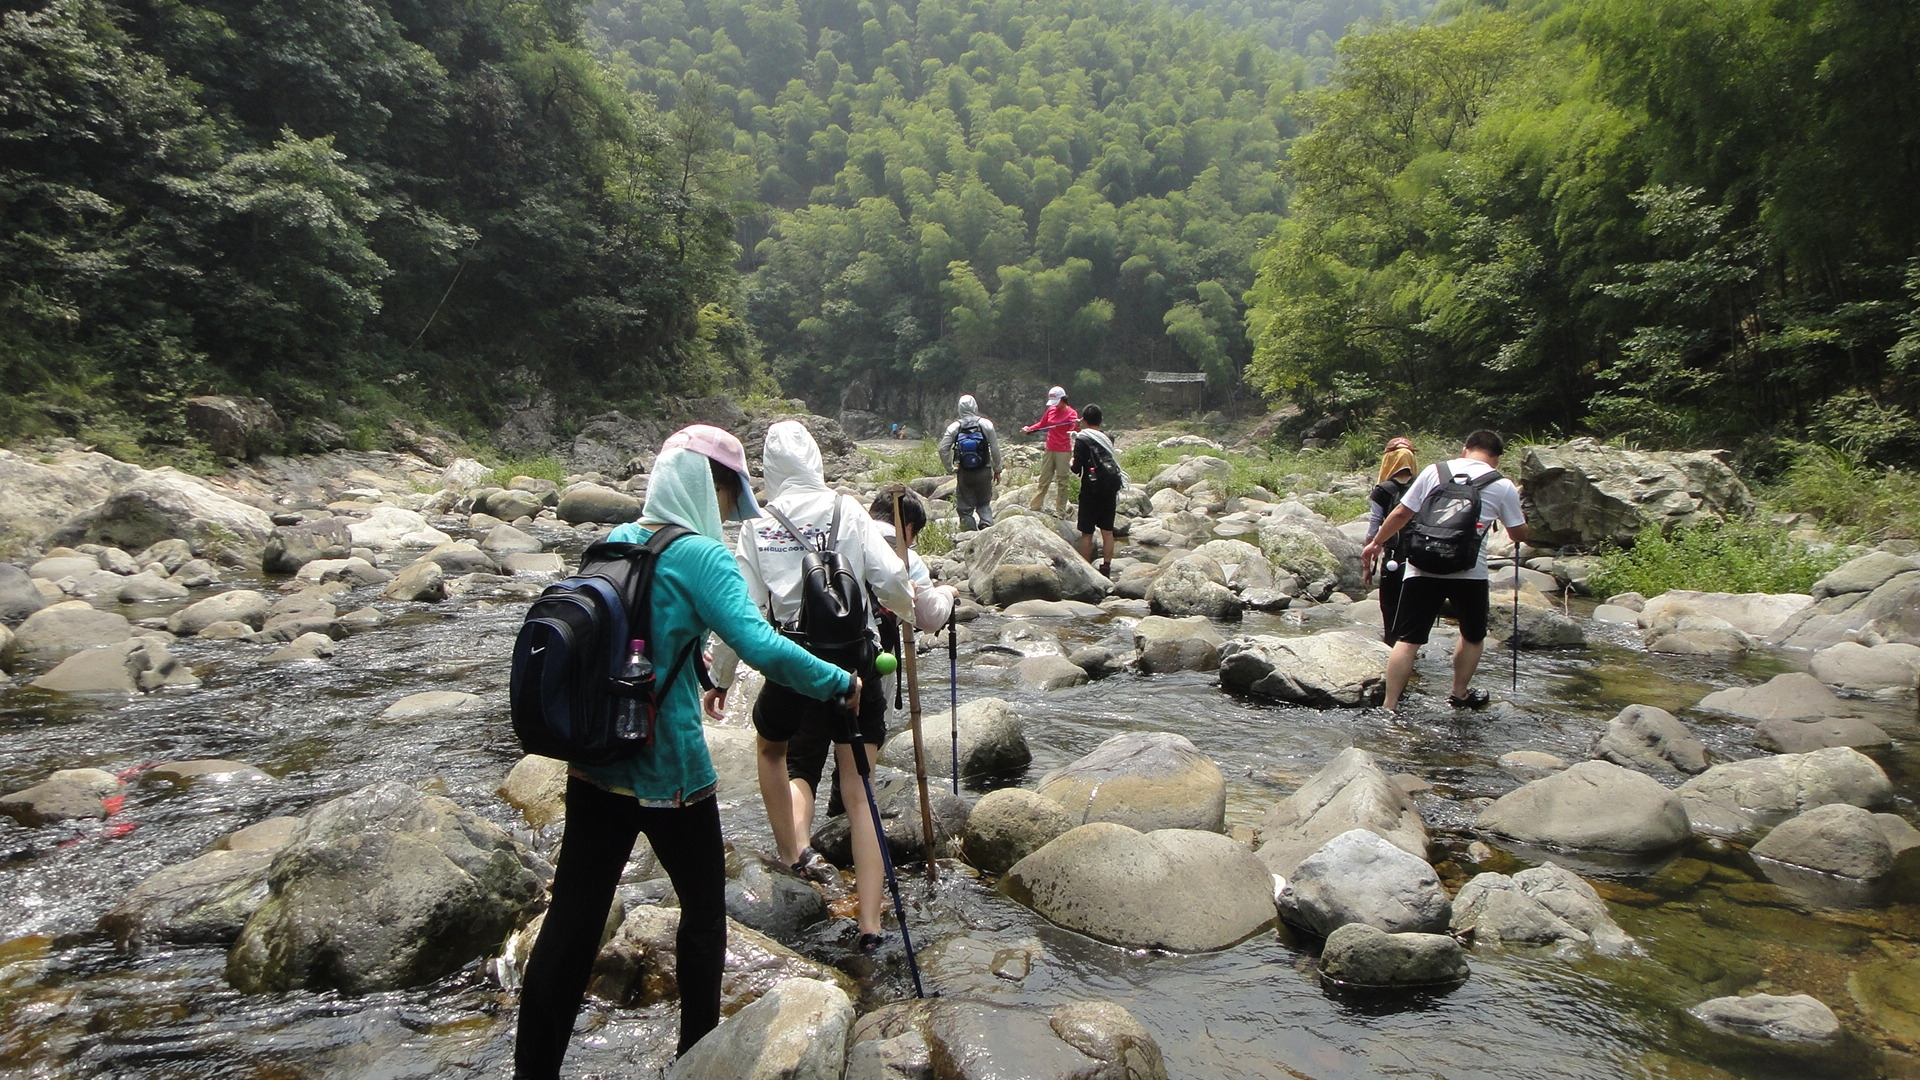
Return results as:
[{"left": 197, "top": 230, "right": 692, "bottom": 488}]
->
[{"left": 1022, "top": 386, "right": 1079, "bottom": 514}]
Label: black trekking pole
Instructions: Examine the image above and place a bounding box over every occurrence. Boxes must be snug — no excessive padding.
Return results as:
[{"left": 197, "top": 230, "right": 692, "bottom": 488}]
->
[
  {"left": 947, "top": 609, "right": 959, "bottom": 795},
  {"left": 1511, "top": 547, "right": 1521, "bottom": 693},
  {"left": 841, "top": 691, "right": 926, "bottom": 998}
]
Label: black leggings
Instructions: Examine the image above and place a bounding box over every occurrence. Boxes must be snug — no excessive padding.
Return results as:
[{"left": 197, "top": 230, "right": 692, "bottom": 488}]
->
[{"left": 513, "top": 779, "right": 726, "bottom": 1078}]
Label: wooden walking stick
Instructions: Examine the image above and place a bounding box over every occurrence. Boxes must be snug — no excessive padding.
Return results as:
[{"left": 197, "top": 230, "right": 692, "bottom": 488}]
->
[{"left": 891, "top": 492, "right": 940, "bottom": 882}]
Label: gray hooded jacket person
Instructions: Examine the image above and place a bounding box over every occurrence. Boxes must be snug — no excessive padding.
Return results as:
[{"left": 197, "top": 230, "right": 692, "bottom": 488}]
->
[{"left": 938, "top": 394, "right": 1002, "bottom": 531}]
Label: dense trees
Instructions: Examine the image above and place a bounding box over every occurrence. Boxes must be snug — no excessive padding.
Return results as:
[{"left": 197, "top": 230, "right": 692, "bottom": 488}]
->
[
  {"left": 1, "top": 0, "right": 745, "bottom": 448},
  {"left": 593, "top": 0, "right": 1309, "bottom": 421},
  {"left": 1245, "top": 0, "right": 1920, "bottom": 462}
]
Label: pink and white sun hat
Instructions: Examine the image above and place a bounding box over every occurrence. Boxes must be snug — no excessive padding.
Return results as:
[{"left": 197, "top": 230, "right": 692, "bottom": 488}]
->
[
  {"left": 661, "top": 424, "right": 761, "bottom": 519},
  {"left": 1046, "top": 385, "right": 1066, "bottom": 403}
]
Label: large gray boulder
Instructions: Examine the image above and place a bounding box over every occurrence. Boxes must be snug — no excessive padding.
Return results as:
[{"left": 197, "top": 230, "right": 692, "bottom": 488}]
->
[
  {"left": 963, "top": 788, "right": 1075, "bottom": 875},
  {"left": 0, "top": 563, "right": 47, "bottom": 625},
  {"left": 1132, "top": 615, "right": 1226, "bottom": 673},
  {"left": 347, "top": 507, "right": 451, "bottom": 550},
  {"left": 61, "top": 469, "right": 276, "bottom": 561},
  {"left": 226, "top": 781, "right": 544, "bottom": 993},
  {"left": 482, "top": 488, "right": 546, "bottom": 522},
  {"left": 1035, "top": 731, "right": 1225, "bottom": 833},
  {"left": 1319, "top": 923, "right": 1469, "bottom": 988},
  {"left": 382, "top": 560, "right": 446, "bottom": 602},
  {"left": 1676, "top": 746, "right": 1893, "bottom": 840},
  {"left": 1145, "top": 554, "right": 1239, "bottom": 619},
  {"left": 0, "top": 447, "right": 142, "bottom": 550},
  {"left": 557, "top": 482, "right": 641, "bottom": 525},
  {"left": 184, "top": 395, "right": 282, "bottom": 458},
  {"left": 1475, "top": 760, "right": 1690, "bottom": 854},
  {"left": 1257, "top": 747, "right": 1428, "bottom": 879},
  {"left": 1697, "top": 672, "right": 1855, "bottom": 723},
  {"left": 416, "top": 541, "right": 498, "bottom": 575},
  {"left": 1809, "top": 641, "right": 1920, "bottom": 701},
  {"left": 0, "top": 768, "right": 122, "bottom": 827},
  {"left": 850, "top": 998, "right": 1165, "bottom": 1080},
  {"left": 1753, "top": 715, "right": 1892, "bottom": 754},
  {"left": 1687, "top": 994, "right": 1840, "bottom": 1046},
  {"left": 262, "top": 518, "right": 354, "bottom": 575},
  {"left": 669, "top": 978, "right": 854, "bottom": 1080},
  {"left": 1006, "top": 823, "right": 1275, "bottom": 951},
  {"left": 100, "top": 849, "right": 274, "bottom": 949},
  {"left": 724, "top": 852, "right": 830, "bottom": 938},
  {"left": 1449, "top": 863, "right": 1632, "bottom": 953},
  {"left": 1639, "top": 590, "right": 1812, "bottom": 640},
  {"left": 1257, "top": 517, "right": 1364, "bottom": 595},
  {"left": 30, "top": 637, "right": 199, "bottom": 693},
  {"left": 588, "top": 904, "right": 855, "bottom": 1010},
  {"left": 8, "top": 602, "right": 139, "bottom": 665},
  {"left": 1590, "top": 705, "right": 1709, "bottom": 775},
  {"left": 1219, "top": 631, "right": 1390, "bottom": 708},
  {"left": 1749, "top": 802, "right": 1920, "bottom": 881},
  {"left": 168, "top": 590, "right": 272, "bottom": 636},
  {"left": 1486, "top": 593, "right": 1587, "bottom": 649},
  {"left": 1518, "top": 439, "right": 1754, "bottom": 548},
  {"left": 1773, "top": 555, "right": 1920, "bottom": 650},
  {"left": 1146, "top": 455, "right": 1234, "bottom": 495},
  {"left": 1279, "top": 828, "right": 1450, "bottom": 937},
  {"left": 879, "top": 697, "right": 1030, "bottom": 784},
  {"left": 480, "top": 524, "right": 544, "bottom": 557},
  {"left": 966, "top": 516, "right": 1109, "bottom": 605}
]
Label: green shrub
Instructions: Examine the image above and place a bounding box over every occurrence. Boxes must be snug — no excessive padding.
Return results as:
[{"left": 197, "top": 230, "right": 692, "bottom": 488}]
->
[
  {"left": 1767, "top": 444, "right": 1920, "bottom": 541},
  {"left": 490, "top": 454, "right": 567, "bottom": 488},
  {"left": 1587, "top": 518, "right": 1846, "bottom": 598},
  {"left": 916, "top": 518, "right": 957, "bottom": 557},
  {"left": 873, "top": 441, "right": 945, "bottom": 483}
]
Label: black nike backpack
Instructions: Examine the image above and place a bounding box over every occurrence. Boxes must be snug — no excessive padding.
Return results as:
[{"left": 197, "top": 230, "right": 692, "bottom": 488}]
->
[
  {"left": 508, "top": 527, "right": 705, "bottom": 764},
  {"left": 1403, "top": 464, "right": 1505, "bottom": 575}
]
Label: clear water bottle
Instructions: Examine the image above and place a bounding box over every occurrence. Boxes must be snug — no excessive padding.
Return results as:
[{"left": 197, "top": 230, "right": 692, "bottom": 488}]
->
[{"left": 614, "top": 638, "right": 653, "bottom": 743}]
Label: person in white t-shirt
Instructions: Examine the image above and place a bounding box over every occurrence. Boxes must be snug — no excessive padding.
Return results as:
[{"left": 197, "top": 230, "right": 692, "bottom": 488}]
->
[{"left": 1360, "top": 430, "right": 1529, "bottom": 712}]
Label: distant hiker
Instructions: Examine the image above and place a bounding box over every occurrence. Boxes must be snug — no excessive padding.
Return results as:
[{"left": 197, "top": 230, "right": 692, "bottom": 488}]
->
[
  {"left": 889, "top": 423, "right": 901, "bottom": 439},
  {"left": 937, "top": 394, "right": 1004, "bottom": 531},
  {"left": 515, "top": 425, "right": 860, "bottom": 1077},
  {"left": 705, "top": 420, "right": 917, "bottom": 954},
  {"left": 1364, "top": 437, "right": 1419, "bottom": 645},
  {"left": 1022, "top": 386, "right": 1079, "bottom": 515},
  {"left": 1071, "top": 404, "right": 1126, "bottom": 577},
  {"left": 1361, "top": 430, "right": 1528, "bottom": 713}
]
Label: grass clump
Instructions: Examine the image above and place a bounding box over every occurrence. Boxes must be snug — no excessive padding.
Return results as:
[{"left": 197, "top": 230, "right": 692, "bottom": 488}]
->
[
  {"left": 1587, "top": 517, "right": 1846, "bottom": 598},
  {"left": 491, "top": 454, "right": 567, "bottom": 488},
  {"left": 915, "top": 518, "right": 957, "bottom": 557},
  {"left": 873, "top": 441, "right": 945, "bottom": 483},
  {"left": 1767, "top": 445, "right": 1920, "bottom": 541}
]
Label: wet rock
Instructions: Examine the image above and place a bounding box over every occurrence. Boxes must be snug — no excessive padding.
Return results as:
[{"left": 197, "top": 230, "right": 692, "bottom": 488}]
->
[
  {"left": 1498, "top": 751, "right": 1568, "bottom": 780},
  {"left": 347, "top": 507, "right": 451, "bottom": 550},
  {"left": 879, "top": 697, "right": 1031, "bottom": 784},
  {"left": 101, "top": 848, "right": 274, "bottom": 949},
  {"left": 668, "top": 977, "right": 854, "bottom": 1080},
  {"left": 851, "top": 998, "right": 1165, "bottom": 1080},
  {"left": 168, "top": 590, "right": 272, "bottom": 635},
  {"left": 9, "top": 602, "right": 138, "bottom": 664},
  {"left": 1773, "top": 556, "right": 1920, "bottom": 650},
  {"left": 261, "top": 518, "right": 353, "bottom": 574},
  {"left": 1319, "top": 923, "right": 1469, "bottom": 988},
  {"left": 62, "top": 469, "right": 276, "bottom": 561},
  {"left": 1256, "top": 748, "right": 1428, "bottom": 879},
  {"left": 0, "top": 768, "right": 122, "bottom": 826},
  {"left": 1643, "top": 613, "right": 1754, "bottom": 658},
  {"left": 1753, "top": 716, "right": 1891, "bottom": 754},
  {"left": 1280, "top": 828, "right": 1450, "bottom": 937},
  {"left": 30, "top": 553, "right": 100, "bottom": 580},
  {"left": 1592, "top": 603, "right": 1641, "bottom": 625},
  {"left": 113, "top": 570, "right": 189, "bottom": 602},
  {"left": 295, "top": 556, "right": 390, "bottom": 587},
  {"left": 254, "top": 594, "right": 338, "bottom": 643},
  {"left": 197, "top": 620, "right": 256, "bottom": 640},
  {"left": 1809, "top": 641, "right": 1920, "bottom": 701},
  {"left": 1486, "top": 595, "right": 1586, "bottom": 649},
  {"left": 1219, "top": 631, "right": 1391, "bottom": 708},
  {"left": 1132, "top": 615, "right": 1225, "bottom": 674},
  {"left": 212, "top": 816, "right": 303, "bottom": 852},
  {"left": 1590, "top": 705, "right": 1710, "bottom": 776},
  {"left": 1449, "top": 863, "right": 1632, "bottom": 953},
  {"left": 812, "top": 765, "right": 969, "bottom": 865},
  {"left": 1676, "top": 746, "right": 1893, "bottom": 840},
  {"left": 1518, "top": 439, "right": 1754, "bottom": 549},
  {"left": 844, "top": 1028, "right": 930, "bottom": 1080},
  {"left": 149, "top": 760, "right": 271, "bottom": 786},
  {"left": 963, "top": 788, "right": 1075, "bottom": 875},
  {"left": 31, "top": 637, "right": 199, "bottom": 693},
  {"left": 1749, "top": 803, "right": 1920, "bottom": 881},
  {"left": 0, "top": 563, "right": 46, "bottom": 624},
  {"left": 382, "top": 559, "right": 445, "bottom": 602},
  {"left": 482, "top": 488, "right": 546, "bottom": 521},
  {"left": 1146, "top": 554, "right": 1239, "bottom": 619},
  {"left": 380, "top": 690, "right": 483, "bottom": 721},
  {"left": 1688, "top": 993, "right": 1840, "bottom": 1044},
  {"left": 557, "top": 483, "right": 641, "bottom": 525},
  {"left": 502, "top": 552, "right": 566, "bottom": 576},
  {"left": 723, "top": 852, "right": 829, "bottom": 938},
  {"left": 416, "top": 541, "right": 498, "bottom": 575},
  {"left": 1007, "top": 823, "right": 1274, "bottom": 951},
  {"left": 1476, "top": 760, "right": 1690, "bottom": 854},
  {"left": 266, "top": 632, "right": 336, "bottom": 661},
  {"left": 589, "top": 904, "right": 855, "bottom": 1009},
  {"left": 336, "top": 606, "right": 387, "bottom": 633},
  {"left": 1000, "top": 598, "right": 1104, "bottom": 618},
  {"left": 227, "top": 781, "right": 544, "bottom": 993},
  {"left": 481, "top": 524, "right": 544, "bottom": 557},
  {"left": 1015, "top": 654, "right": 1088, "bottom": 690},
  {"left": 1639, "top": 590, "right": 1813, "bottom": 640},
  {"left": 169, "top": 558, "right": 219, "bottom": 587},
  {"left": 498, "top": 754, "right": 568, "bottom": 828},
  {"left": 1698, "top": 672, "right": 1855, "bottom": 722},
  {"left": 966, "top": 517, "right": 1109, "bottom": 605},
  {"left": 1035, "top": 731, "right": 1226, "bottom": 833}
]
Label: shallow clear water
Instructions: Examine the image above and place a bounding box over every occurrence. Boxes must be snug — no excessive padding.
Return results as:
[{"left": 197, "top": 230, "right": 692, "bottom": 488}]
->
[{"left": 3, "top": 536, "right": 1915, "bottom": 1079}]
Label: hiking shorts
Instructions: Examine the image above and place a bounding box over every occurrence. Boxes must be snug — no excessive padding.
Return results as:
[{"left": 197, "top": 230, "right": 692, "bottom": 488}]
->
[
  {"left": 1390, "top": 575, "right": 1491, "bottom": 645},
  {"left": 753, "top": 676, "right": 887, "bottom": 792},
  {"left": 1077, "top": 483, "right": 1118, "bottom": 535}
]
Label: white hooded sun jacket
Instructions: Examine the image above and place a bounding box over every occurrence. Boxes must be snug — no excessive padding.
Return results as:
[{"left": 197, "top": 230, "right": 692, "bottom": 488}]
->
[{"left": 710, "top": 421, "right": 916, "bottom": 690}]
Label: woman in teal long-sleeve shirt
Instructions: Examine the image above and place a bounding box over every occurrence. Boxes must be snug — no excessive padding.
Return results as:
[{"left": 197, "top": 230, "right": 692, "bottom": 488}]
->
[{"left": 515, "top": 426, "right": 855, "bottom": 1078}]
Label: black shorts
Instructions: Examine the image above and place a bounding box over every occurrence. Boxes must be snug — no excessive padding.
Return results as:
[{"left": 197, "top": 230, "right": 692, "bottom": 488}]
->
[
  {"left": 752, "top": 675, "right": 887, "bottom": 793},
  {"left": 1077, "top": 483, "right": 1118, "bottom": 535},
  {"left": 1390, "top": 575, "right": 1491, "bottom": 645}
]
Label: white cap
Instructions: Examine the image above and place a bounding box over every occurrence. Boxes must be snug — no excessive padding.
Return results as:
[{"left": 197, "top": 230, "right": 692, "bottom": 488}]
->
[{"left": 1046, "top": 386, "right": 1065, "bottom": 403}]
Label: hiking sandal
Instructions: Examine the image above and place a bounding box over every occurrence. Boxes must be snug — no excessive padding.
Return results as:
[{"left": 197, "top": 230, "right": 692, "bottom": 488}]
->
[
  {"left": 1447, "top": 689, "right": 1491, "bottom": 710},
  {"left": 790, "top": 847, "right": 836, "bottom": 885}
]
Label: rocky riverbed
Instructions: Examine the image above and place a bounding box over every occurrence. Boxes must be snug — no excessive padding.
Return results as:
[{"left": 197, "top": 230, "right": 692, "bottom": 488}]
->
[{"left": 3, "top": 417, "right": 1920, "bottom": 1078}]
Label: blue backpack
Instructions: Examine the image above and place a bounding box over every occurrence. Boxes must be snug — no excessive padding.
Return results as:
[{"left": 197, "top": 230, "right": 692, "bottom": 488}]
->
[
  {"left": 953, "top": 420, "right": 988, "bottom": 470},
  {"left": 509, "top": 528, "right": 708, "bottom": 764}
]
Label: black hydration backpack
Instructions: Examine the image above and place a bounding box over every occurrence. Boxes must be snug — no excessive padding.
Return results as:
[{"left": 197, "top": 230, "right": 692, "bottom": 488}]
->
[
  {"left": 1403, "top": 463, "right": 1505, "bottom": 575},
  {"left": 953, "top": 420, "right": 988, "bottom": 471},
  {"left": 508, "top": 528, "right": 706, "bottom": 765},
  {"left": 1369, "top": 477, "right": 1414, "bottom": 562},
  {"left": 760, "top": 500, "right": 876, "bottom": 674}
]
